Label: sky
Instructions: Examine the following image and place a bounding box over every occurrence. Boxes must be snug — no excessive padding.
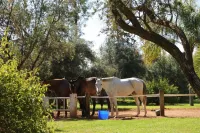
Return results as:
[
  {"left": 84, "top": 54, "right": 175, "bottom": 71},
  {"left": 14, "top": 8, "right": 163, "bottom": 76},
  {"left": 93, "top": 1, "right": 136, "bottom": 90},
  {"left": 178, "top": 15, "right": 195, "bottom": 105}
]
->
[
  {"left": 82, "top": 0, "right": 200, "bottom": 52},
  {"left": 82, "top": 12, "right": 106, "bottom": 52}
]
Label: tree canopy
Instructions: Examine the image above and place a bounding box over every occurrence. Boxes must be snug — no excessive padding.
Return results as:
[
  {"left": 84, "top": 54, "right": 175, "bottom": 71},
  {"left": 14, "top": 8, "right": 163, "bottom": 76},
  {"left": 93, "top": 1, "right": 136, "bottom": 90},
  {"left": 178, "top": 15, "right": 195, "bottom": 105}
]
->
[
  {"left": 0, "top": 0, "right": 91, "bottom": 72},
  {"left": 109, "top": 0, "right": 200, "bottom": 96}
]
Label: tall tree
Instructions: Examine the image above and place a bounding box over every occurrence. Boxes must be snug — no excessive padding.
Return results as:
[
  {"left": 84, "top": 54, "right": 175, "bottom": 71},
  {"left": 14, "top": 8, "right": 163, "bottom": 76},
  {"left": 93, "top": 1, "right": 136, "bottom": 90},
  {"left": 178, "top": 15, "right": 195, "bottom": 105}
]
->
[
  {"left": 100, "top": 33, "right": 145, "bottom": 78},
  {"left": 0, "top": 0, "right": 90, "bottom": 72},
  {"left": 147, "top": 55, "right": 188, "bottom": 97},
  {"left": 96, "top": 1, "right": 146, "bottom": 78},
  {"left": 1, "top": 0, "right": 74, "bottom": 70},
  {"left": 109, "top": 0, "right": 200, "bottom": 96},
  {"left": 50, "top": 39, "right": 95, "bottom": 79}
]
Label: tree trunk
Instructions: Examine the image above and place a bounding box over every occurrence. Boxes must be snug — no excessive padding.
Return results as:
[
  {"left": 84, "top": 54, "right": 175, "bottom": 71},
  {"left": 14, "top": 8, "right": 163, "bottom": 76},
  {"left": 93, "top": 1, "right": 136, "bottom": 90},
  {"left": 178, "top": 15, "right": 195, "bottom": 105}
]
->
[{"left": 180, "top": 62, "right": 200, "bottom": 97}]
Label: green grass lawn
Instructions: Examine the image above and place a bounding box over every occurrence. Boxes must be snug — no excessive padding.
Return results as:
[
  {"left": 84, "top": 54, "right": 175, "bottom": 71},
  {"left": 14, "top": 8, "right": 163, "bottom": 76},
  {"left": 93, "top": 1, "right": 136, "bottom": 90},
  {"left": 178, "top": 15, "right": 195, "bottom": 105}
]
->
[
  {"left": 50, "top": 103, "right": 200, "bottom": 133},
  {"left": 52, "top": 118, "right": 200, "bottom": 133}
]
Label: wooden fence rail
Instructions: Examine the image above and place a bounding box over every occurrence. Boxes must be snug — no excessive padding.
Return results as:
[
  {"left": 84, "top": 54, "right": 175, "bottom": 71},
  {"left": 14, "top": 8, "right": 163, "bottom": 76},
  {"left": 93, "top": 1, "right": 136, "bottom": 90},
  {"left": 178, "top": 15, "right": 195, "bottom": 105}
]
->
[
  {"left": 44, "top": 92, "right": 197, "bottom": 118},
  {"left": 44, "top": 94, "right": 77, "bottom": 118}
]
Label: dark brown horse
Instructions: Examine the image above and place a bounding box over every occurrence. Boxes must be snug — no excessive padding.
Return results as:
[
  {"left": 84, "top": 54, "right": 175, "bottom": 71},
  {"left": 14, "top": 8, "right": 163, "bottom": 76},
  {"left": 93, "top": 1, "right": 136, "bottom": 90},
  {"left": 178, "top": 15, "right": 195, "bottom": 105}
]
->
[
  {"left": 70, "top": 77, "right": 110, "bottom": 117},
  {"left": 42, "top": 79, "right": 71, "bottom": 118}
]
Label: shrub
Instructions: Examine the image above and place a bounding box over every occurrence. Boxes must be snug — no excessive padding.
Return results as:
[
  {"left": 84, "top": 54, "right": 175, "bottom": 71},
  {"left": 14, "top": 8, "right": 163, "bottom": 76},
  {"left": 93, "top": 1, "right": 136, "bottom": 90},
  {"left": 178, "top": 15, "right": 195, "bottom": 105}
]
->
[
  {"left": 0, "top": 33, "right": 53, "bottom": 133},
  {"left": 146, "top": 78, "right": 179, "bottom": 105}
]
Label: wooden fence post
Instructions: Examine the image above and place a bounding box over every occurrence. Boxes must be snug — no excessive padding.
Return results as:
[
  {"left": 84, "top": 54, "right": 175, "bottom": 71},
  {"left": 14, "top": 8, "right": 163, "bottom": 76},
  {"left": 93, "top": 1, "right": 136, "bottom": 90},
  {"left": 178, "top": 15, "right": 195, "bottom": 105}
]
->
[
  {"left": 189, "top": 88, "right": 194, "bottom": 106},
  {"left": 159, "top": 89, "right": 165, "bottom": 116},
  {"left": 43, "top": 96, "right": 49, "bottom": 108},
  {"left": 85, "top": 93, "right": 90, "bottom": 118},
  {"left": 70, "top": 94, "right": 77, "bottom": 118}
]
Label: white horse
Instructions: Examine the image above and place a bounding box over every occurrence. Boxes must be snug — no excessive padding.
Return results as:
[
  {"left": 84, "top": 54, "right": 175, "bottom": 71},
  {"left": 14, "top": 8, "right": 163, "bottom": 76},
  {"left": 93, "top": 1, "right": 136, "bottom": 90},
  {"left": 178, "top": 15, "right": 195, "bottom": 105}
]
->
[{"left": 95, "top": 77, "right": 147, "bottom": 118}]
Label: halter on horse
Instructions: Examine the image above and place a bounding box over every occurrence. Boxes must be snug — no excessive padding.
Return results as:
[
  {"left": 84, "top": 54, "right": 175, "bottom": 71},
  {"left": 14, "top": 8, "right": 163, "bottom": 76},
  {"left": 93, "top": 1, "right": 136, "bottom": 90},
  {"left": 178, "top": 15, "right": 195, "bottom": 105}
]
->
[{"left": 95, "top": 77, "right": 147, "bottom": 118}]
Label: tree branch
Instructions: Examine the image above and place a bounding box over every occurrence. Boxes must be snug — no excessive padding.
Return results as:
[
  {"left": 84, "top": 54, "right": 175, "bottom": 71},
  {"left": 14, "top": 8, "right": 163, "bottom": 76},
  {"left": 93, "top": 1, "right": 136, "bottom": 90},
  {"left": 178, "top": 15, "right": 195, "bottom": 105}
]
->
[
  {"left": 110, "top": 0, "right": 141, "bottom": 28},
  {"left": 110, "top": 0, "right": 185, "bottom": 64},
  {"left": 132, "top": 2, "right": 193, "bottom": 64}
]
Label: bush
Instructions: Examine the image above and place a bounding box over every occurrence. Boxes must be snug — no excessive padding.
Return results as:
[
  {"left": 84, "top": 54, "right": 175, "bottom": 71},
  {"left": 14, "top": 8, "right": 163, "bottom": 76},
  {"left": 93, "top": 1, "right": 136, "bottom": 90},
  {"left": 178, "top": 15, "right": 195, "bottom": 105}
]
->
[
  {"left": 0, "top": 33, "right": 53, "bottom": 133},
  {"left": 146, "top": 78, "right": 179, "bottom": 105}
]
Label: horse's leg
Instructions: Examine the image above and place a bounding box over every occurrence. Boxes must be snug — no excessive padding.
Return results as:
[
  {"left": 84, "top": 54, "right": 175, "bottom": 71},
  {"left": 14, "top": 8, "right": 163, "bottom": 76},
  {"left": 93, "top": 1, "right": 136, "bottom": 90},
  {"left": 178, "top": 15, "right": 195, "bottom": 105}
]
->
[
  {"left": 107, "top": 98, "right": 111, "bottom": 111},
  {"left": 64, "top": 99, "right": 67, "bottom": 118},
  {"left": 109, "top": 98, "right": 114, "bottom": 117},
  {"left": 134, "top": 97, "right": 140, "bottom": 117},
  {"left": 140, "top": 96, "right": 147, "bottom": 117},
  {"left": 100, "top": 98, "right": 103, "bottom": 110},
  {"left": 91, "top": 98, "right": 96, "bottom": 116},
  {"left": 113, "top": 98, "right": 118, "bottom": 118},
  {"left": 56, "top": 100, "right": 61, "bottom": 118},
  {"left": 79, "top": 99, "right": 86, "bottom": 117}
]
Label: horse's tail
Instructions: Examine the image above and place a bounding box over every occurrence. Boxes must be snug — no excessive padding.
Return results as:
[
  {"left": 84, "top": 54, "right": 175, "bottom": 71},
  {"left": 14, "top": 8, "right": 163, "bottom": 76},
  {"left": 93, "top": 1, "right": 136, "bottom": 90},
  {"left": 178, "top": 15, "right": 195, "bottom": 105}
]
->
[
  {"left": 142, "top": 81, "right": 147, "bottom": 106},
  {"left": 142, "top": 81, "right": 147, "bottom": 95}
]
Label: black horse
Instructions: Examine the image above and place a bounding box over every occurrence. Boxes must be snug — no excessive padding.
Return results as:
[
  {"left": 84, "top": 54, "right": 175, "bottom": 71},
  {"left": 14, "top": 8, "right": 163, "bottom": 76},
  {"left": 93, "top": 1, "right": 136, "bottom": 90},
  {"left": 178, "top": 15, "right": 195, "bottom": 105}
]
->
[{"left": 42, "top": 79, "right": 71, "bottom": 118}]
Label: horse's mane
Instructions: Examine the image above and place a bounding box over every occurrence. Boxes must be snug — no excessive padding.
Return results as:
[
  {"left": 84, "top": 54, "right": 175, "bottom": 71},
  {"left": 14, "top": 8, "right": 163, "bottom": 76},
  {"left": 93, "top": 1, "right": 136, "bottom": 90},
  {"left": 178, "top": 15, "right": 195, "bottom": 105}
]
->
[
  {"left": 86, "top": 77, "right": 96, "bottom": 81},
  {"left": 53, "top": 78, "right": 65, "bottom": 80},
  {"left": 102, "top": 77, "right": 117, "bottom": 81}
]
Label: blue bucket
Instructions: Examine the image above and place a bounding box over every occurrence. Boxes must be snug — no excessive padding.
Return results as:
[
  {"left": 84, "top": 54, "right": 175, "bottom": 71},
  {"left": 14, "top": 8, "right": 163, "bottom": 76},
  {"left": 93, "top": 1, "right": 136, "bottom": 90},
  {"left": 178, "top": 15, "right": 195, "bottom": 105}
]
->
[{"left": 98, "top": 110, "right": 109, "bottom": 120}]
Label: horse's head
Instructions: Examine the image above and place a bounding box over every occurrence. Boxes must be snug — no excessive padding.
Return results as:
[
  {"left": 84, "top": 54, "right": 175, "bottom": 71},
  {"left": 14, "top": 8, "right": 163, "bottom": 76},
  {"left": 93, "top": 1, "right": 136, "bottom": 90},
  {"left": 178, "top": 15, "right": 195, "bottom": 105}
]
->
[
  {"left": 45, "top": 89, "right": 56, "bottom": 97},
  {"left": 69, "top": 80, "right": 77, "bottom": 94},
  {"left": 70, "top": 77, "right": 85, "bottom": 94},
  {"left": 95, "top": 78, "right": 102, "bottom": 95}
]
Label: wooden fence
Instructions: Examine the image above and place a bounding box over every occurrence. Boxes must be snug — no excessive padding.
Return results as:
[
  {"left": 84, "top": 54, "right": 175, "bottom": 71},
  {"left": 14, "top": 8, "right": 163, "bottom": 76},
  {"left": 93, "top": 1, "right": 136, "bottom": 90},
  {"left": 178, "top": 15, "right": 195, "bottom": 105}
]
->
[
  {"left": 44, "top": 91, "right": 197, "bottom": 118},
  {"left": 44, "top": 94, "right": 78, "bottom": 118}
]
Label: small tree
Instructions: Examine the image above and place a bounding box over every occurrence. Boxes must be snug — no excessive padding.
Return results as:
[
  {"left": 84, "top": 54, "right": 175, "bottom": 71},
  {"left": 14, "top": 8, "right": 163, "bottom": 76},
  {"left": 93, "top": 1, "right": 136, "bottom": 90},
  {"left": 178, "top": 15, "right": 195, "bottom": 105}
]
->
[
  {"left": 146, "top": 78, "right": 179, "bottom": 105},
  {"left": 0, "top": 33, "right": 53, "bottom": 133}
]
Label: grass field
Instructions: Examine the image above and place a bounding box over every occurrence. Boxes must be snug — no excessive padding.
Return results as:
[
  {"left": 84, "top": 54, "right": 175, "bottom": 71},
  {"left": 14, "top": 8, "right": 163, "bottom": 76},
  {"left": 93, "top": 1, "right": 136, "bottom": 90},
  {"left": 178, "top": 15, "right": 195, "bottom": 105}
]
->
[
  {"left": 52, "top": 118, "right": 200, "bottom": 133},
  {"left": 50, "top": 103, "right": 200, "bottom": 133}
]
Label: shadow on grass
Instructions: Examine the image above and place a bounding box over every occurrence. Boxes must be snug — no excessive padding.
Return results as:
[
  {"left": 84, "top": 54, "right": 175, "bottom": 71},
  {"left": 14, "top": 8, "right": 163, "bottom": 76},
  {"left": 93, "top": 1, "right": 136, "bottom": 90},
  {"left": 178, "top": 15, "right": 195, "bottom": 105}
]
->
[{"left": 54, "top": 116, "right": 101, "bottom": 121}]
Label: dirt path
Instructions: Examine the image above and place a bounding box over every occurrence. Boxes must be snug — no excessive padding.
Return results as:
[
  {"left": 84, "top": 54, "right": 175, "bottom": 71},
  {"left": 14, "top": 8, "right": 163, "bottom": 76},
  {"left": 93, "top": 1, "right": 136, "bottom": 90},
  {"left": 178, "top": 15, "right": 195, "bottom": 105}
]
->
[
  {"left": 96, "top": 108, "right": 200, "bottom": 120},
  {"left": 56, "top": 108, "right": 200, "bottom": 120},
  {"left": 110, "top": 108, "right": 200, "bottom": 119}
]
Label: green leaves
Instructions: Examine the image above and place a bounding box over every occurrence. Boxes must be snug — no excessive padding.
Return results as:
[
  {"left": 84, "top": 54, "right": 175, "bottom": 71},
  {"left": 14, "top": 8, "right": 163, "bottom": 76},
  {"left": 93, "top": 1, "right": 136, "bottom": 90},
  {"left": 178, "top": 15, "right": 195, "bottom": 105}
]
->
[
  {"left": 0, "top": 35, "right": 53, "bottom": 133},
  {"left": 194, "top": 47, "right": 200, "bottom": 77},
  {"left": 146, "top": 78, "right": 179, "bottom": 104},
  {"left": 142, "top": 41, "right": 161, "bottom": 66}
]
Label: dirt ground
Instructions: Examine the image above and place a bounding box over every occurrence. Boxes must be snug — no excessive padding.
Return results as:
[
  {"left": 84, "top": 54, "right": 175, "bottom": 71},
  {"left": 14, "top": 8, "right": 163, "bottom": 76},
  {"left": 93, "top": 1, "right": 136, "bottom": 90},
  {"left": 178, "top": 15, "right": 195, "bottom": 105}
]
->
[
  {"left": 55, "top": 108, "right": 200, "bottom": 120},
  {"left": 108, "top": 108, "right": 200, "bottom": 120}
]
